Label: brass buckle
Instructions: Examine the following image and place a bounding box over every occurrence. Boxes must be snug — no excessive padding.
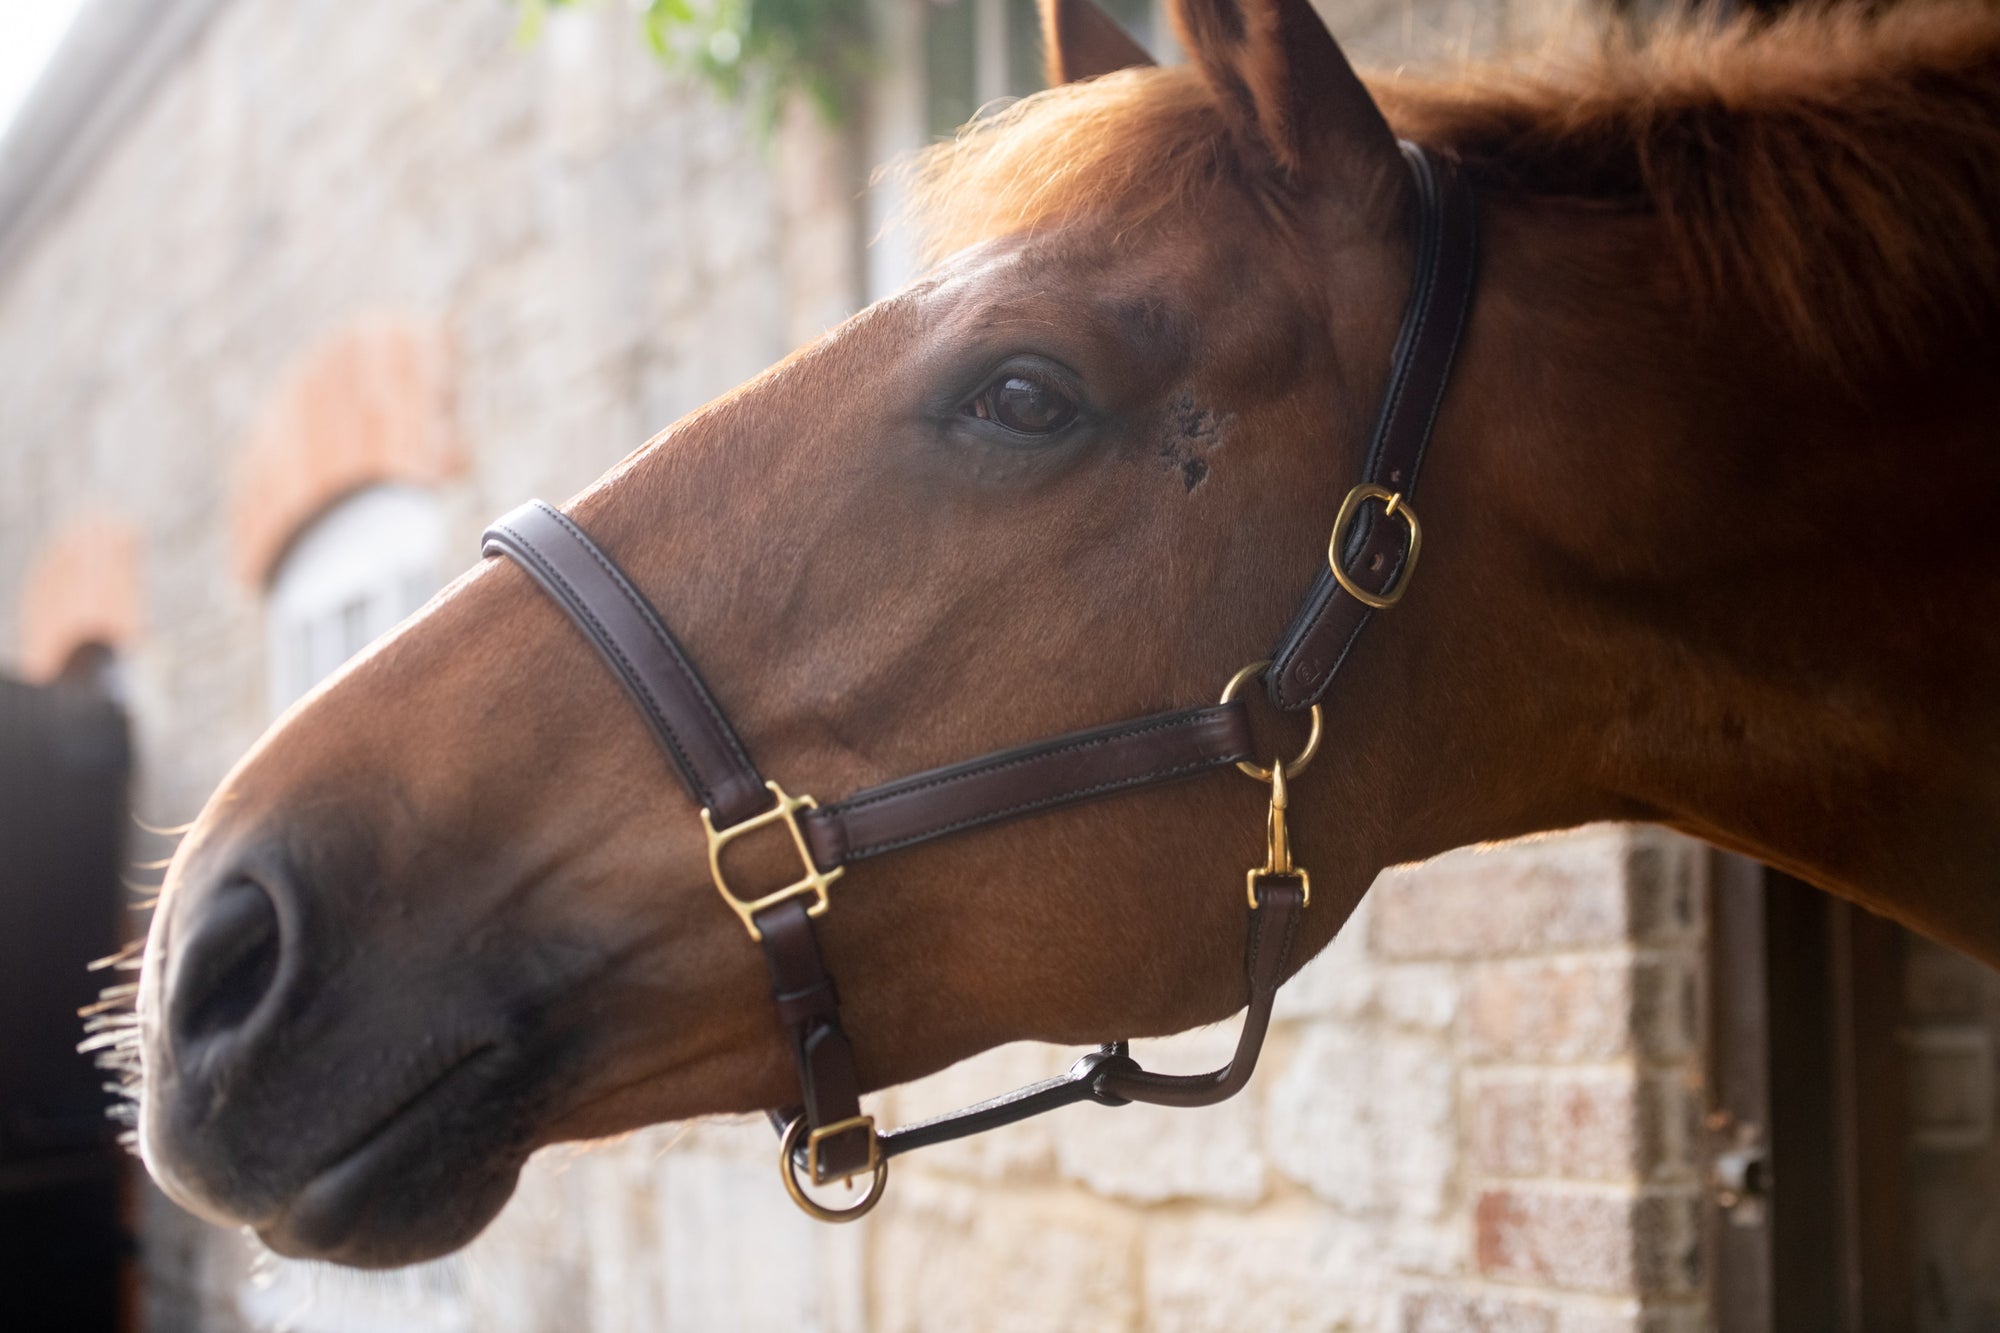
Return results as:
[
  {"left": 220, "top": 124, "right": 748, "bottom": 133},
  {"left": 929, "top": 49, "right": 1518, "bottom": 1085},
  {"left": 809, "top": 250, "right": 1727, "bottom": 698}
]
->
[
  {"left": 1329, "top": 484, "right": 1422, "bottom": 610},
  {"left": 702, "top": 780, "right": 843, "bottom": 942},
  {"left": 807, "top": 1114, "right": 880, "bottom": 1184},
  {"left": 779, "top": 1114, "right": 888, "bottom": 1222}
]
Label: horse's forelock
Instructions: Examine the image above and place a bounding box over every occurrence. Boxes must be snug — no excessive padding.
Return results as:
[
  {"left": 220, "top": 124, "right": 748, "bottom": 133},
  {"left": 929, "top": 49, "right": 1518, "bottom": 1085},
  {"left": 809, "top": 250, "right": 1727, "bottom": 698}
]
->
[{"left": 896, "top": 65, "right": 1233, "bottom": 265}]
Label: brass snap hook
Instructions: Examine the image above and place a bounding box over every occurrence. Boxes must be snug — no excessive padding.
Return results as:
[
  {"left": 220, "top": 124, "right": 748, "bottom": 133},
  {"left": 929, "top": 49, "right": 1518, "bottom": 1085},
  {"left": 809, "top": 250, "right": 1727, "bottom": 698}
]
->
[
  {"left": 1246, "top": 760, "right": 1311, "bottom": 909},
  {"left": 1218, "top": 662, "right": 1316, "bottom": 910}
]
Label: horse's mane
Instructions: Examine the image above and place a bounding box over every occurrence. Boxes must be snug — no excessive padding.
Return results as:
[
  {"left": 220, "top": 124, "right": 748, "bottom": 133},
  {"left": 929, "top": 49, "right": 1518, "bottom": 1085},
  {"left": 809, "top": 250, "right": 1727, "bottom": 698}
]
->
[{"left": 905, "top": 1, "right": 2000, "bottom": 374}]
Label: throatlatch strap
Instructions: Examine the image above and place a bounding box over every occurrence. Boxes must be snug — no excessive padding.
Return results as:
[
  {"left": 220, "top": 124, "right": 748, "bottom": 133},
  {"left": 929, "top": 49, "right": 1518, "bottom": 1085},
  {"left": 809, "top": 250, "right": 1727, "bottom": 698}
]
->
[{"left": 1265, "top": 143, "right": 1479, "bottom": 711}]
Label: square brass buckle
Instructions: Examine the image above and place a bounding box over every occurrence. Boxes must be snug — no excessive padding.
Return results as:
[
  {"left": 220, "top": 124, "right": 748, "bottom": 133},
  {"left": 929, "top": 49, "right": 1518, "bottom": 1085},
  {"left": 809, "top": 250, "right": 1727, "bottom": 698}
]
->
[
  {"left": 702, "top": 780, "right": 843, "bottom": 942},
  {"left": 806, "top": 1114, "right": 879, "bottom": 1186}
]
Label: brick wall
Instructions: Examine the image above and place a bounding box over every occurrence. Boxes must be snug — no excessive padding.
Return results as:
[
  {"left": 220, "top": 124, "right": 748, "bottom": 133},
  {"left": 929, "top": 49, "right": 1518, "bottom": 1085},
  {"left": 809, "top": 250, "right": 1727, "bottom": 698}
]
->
[
  {"left": 230, "top": 315, "right": 463, "bottom": 586},
  {"left": 0, "top": 0, "right": 1711, "bottom": 1328}
]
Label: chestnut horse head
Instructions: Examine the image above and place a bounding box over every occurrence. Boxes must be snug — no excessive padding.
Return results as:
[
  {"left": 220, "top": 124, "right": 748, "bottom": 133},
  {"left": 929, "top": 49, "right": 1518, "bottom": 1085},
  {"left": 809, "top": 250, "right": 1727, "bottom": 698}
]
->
[{"left": 133, "top": 0, "right": 2000, "bottom": 1268}]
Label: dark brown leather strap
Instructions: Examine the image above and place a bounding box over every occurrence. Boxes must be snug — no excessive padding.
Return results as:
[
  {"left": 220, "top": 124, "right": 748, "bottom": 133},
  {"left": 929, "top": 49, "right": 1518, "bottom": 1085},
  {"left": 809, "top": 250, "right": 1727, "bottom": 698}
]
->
[
  {"left": 869, "top": 876, "right": 1334, "bottom": 1159},
  {"left": 1266, "top": 143, "right": 1478, "bottom": 711},
  {"left": 802, "top": 704, "right": 1253, "bottom": 870},
  {"left": 482, "top": 501, "right": 772, "bottom": 828},
  {"left": 872, "top": 1045, "right": 1139, "bottom": 1158},
  {"left": 482, "top": 502, "right": 871, "bottom": 1182},
  {"left": 756, "top": 899, "right": 873, "bottom": 1179},
  {"left": 1094, "top": 880, "right": 1303, "bottom": 1107}
]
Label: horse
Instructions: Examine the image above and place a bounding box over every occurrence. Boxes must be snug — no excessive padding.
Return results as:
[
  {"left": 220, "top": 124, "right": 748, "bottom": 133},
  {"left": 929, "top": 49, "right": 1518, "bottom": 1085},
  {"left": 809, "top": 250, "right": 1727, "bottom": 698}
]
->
[{"left": 125, "top": 0, "right": 2000, "bottom": 1268}]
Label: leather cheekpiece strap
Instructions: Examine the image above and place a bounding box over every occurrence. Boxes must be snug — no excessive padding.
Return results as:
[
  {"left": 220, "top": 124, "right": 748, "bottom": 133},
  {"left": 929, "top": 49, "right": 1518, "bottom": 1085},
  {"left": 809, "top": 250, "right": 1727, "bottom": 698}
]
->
[
  {"left": 802, "top": 704, "right": 1254, "bottom": 870},
  {"left": 1265, "top": 143, "right": 1479, "bottom": 712}
]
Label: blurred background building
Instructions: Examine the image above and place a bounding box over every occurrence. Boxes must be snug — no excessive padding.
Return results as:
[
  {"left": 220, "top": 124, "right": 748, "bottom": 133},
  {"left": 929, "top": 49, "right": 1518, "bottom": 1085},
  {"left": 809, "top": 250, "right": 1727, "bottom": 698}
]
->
[{"left": 0, "top": 0, "right": 1994, "bottom": 1329}]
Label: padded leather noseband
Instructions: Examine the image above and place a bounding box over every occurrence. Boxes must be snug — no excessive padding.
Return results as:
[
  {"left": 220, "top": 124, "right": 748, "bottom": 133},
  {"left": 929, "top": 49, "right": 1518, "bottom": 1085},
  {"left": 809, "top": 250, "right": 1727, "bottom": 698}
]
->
[{"left": 480, "top": 142, "right": 1477, "bottom": 1217}]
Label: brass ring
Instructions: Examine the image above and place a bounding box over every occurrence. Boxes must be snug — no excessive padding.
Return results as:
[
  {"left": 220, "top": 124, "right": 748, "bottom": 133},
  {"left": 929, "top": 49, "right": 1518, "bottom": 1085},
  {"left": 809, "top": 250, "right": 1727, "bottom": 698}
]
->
[
  {"left": 1217, "top": 660, "right": 1323, "bottom": 781},
  {"left": 778, "top": 1115, "right": 888, "bottom": 1223}
]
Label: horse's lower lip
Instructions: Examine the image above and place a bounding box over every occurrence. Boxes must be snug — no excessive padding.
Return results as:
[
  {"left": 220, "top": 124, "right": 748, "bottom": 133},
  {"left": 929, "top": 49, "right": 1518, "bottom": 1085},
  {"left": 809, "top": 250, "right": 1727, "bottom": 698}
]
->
[{"left": 262, "top": 1042, "right": 505, "bottom": 1262}]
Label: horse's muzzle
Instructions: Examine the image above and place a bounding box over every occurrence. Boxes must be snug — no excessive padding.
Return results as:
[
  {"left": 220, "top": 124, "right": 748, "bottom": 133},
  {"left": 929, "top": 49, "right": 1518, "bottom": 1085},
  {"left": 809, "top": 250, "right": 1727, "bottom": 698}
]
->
[{"left": 139, "top": 831, "right": 537, "bottom": 1266}]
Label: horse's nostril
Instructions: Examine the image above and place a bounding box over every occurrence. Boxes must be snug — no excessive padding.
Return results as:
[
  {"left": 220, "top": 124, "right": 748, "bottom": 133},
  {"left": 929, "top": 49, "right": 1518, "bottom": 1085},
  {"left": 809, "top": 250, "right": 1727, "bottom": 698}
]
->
[{"left": 171, "top": 876, "right": 283, "bottom": 1049}]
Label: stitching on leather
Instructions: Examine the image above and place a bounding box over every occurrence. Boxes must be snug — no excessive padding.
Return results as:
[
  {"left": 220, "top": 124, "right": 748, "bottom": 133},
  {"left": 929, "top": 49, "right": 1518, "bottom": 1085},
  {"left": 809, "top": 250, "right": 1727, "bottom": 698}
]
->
[
  {"left": 1244, "top": 906, "right": 1270, "bottom": 986},
  {"left": 1370, "top": 162, "right": 1443, "bottom": 470},
  {"left": 808, "top": 818, "right": 849, "bottom": 868},
  {"left": 1408, "top": 205, "right": 1476, "bottom": 466},
  {"left": 1314, "top": 615, "right": 1372, "bottom": 692},
  {"left": 1363, "top": 145, "right": 1444, "bottom": 477},
  {"left": 535, "top": 505, "right": 761, "bottom": 794},
  {"left": 841, "top": 754, "right": 1225, "bottom": 860},
  {"left": 1272, "top": 152, "right": 1451, "bottom": 710},
  {"left": 1267, "top": 572, "right": 1335, "bottom": 707},
  {"left": 829, "top": 708, "right": 1237, "bottom": 818},
  {"left": 493, "top": 519, "right": 714, "bottom": 808},
  {"left": 1273, "top": 597, "right": 1370, "bottom": 709},
  {"left": 496, "top": 520, "right": 708, "bottom": 792}
]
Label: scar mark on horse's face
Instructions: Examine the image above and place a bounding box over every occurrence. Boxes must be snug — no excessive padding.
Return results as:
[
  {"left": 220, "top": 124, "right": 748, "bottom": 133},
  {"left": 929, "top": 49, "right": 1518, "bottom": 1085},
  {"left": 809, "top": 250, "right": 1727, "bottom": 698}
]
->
[{"left": 1156, "top": 394, "right": 1229, "bottom": 493}]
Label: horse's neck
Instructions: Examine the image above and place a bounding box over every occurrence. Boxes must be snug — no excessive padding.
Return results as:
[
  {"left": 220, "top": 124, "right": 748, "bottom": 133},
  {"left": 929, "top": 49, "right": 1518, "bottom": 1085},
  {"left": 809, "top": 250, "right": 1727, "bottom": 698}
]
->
[{"left": 1488, "top": 213, "right": 2000, "bottom": 959}]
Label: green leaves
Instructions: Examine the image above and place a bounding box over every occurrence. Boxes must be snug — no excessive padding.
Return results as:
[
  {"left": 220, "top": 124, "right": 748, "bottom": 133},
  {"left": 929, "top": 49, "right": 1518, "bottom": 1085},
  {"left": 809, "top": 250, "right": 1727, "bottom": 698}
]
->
[{"left": 514, "top": 0, "right": 873, "bottom": 126}]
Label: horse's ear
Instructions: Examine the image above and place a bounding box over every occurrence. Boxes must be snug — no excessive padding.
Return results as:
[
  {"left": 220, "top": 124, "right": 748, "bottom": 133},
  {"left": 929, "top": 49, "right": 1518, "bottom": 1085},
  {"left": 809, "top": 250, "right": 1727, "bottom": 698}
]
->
[
  {"left": 1042, "top": 0, "right": 1156, "bottom": 84},
  {"left": 1171, "top": 0, "right": 1402, "bottom": 202}
]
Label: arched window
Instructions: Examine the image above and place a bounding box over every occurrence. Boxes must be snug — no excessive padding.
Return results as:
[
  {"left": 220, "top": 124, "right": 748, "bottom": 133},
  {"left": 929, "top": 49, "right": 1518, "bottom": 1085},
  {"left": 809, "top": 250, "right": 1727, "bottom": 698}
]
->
[{"left": 264, "top": 485, "right": 445, "bottom": 717}]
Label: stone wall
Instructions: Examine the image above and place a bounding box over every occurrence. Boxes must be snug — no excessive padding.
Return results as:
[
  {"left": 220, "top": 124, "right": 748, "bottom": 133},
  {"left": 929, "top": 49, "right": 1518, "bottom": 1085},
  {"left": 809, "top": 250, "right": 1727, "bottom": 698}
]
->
[
  {"left": 0, "top": 0, "right": 1711, "bottom": 1328},
  {"left": 859, "top": 824, "right": 1709, "bottom": 1332}
]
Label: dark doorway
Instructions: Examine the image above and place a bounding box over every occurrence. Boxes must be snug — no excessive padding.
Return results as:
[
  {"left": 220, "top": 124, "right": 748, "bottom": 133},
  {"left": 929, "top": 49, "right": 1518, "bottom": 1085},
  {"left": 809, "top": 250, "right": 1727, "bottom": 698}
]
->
[
  {"left": 0, "top": 668, "right": 136, "bottom": 1332},
  {"left": 1708, "top": 855, "right": 2000, "bottom": 1331}
]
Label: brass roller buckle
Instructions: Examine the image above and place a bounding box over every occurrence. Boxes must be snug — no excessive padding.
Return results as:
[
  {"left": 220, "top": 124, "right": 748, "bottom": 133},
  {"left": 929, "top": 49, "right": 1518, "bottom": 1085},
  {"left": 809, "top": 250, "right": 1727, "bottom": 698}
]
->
[{"left": 1329, "top": 484, "right": 1422, "bottom": 610}]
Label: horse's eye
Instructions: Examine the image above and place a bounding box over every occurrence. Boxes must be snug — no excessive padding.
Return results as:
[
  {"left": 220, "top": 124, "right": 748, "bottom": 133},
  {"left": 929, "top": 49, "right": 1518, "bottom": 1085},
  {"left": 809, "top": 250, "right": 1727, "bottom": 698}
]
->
[{"left": 967, "top": 373, "right": 1079, "bottom": 435}]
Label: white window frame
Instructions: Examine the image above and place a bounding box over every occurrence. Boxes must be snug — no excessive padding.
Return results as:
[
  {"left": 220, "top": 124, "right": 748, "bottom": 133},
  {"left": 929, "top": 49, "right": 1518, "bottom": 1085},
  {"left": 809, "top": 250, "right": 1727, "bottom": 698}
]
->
[{"left": 264, "top": 484, "right": 446, "bottom": 718}]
